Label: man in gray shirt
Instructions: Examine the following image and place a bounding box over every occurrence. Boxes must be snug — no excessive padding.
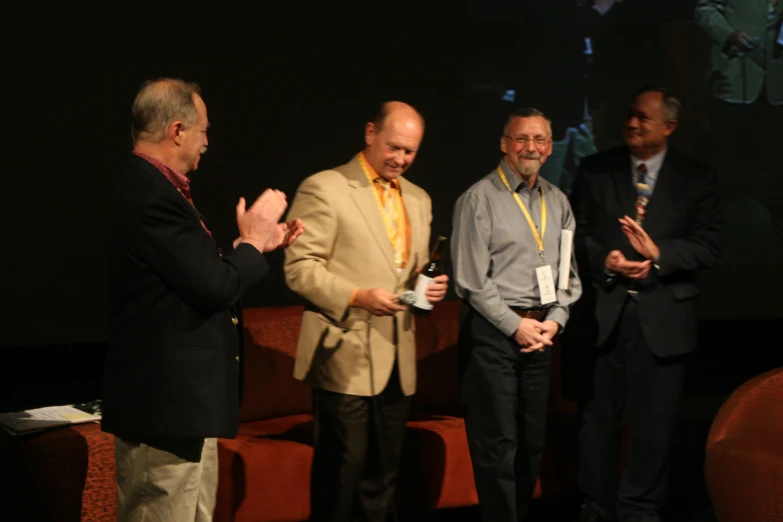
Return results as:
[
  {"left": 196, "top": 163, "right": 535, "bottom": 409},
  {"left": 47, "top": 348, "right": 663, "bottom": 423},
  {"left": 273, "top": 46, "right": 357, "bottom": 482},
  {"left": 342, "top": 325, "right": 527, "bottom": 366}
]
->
[{"left": 451, "top": 107, "right": 582, "bottom": 522}]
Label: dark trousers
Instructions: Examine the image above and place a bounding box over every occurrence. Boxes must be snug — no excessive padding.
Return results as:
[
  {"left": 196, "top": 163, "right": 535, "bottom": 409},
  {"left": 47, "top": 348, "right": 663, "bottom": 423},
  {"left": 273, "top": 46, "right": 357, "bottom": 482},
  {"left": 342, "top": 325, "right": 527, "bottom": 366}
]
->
[
  {"left": 309, "top": 363, "right": 412, "bottom": 522},
  {"left": 578, "top": 298, "right": 687, "bottom": 521},
  {"left": 458, "top": 304, "right": 552, "bottom": 522}
]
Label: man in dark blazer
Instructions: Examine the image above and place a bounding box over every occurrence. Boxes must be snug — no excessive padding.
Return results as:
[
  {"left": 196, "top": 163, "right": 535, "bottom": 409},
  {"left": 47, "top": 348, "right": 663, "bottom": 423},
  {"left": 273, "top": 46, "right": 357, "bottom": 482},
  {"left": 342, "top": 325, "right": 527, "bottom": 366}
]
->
[
  {"left": 103, "top": 77, "right": 303, "bottom": 522},
  {"left": 571, "top": 87, "right": 722, "bottom": 522}
]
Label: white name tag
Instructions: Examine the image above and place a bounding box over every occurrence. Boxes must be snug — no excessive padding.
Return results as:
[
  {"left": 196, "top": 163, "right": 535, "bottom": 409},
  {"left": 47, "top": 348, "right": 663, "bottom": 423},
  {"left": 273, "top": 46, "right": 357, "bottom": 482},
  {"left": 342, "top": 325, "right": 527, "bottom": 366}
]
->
[{"left": 536, "top": 265, "right": 557, "bottom": 305}]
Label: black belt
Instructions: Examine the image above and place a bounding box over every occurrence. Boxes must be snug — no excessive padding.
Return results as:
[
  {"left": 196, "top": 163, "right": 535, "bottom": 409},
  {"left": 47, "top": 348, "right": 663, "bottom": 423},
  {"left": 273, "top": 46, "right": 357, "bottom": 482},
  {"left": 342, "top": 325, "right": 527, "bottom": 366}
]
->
[{"left": 510, "top": 306, "right": 551, "bottom": 320}]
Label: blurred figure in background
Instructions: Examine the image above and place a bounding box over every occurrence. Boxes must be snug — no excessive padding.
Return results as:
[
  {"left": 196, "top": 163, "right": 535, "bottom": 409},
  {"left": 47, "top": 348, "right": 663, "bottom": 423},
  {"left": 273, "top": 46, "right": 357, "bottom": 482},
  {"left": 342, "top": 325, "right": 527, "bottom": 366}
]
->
[
  {"left": 464, "top": 0, "right": 622, "bottom": 194},
  {"left": 695, "top": 0, "right": 783, "bottom": 261}
]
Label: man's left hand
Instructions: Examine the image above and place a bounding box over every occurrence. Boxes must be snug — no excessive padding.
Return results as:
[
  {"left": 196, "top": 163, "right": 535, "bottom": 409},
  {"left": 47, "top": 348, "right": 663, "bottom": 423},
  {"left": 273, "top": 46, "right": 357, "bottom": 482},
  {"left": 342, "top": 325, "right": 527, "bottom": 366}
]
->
[
  {"left": 425, "top": 274, "right": 449, "bottom": 303},
  {"left": 265, "top": 218, "right": 305, "bottom": 252},
  {"left": 537, "top": 320, "right": 559, "bottom": 342},
  {"left": 619, "top": 216, "right": 659, "bottom": 261}
]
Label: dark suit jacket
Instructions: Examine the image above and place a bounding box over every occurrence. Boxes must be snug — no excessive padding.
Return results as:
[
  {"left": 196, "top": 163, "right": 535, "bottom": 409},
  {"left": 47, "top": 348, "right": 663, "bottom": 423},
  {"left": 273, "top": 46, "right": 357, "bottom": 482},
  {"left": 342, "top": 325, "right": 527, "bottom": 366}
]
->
[
  {"left": 572, "top": 146, "right": 722, "bottom": 357},
  {"left": 102, "top": 154, "right": 268, "bottom": 440}
]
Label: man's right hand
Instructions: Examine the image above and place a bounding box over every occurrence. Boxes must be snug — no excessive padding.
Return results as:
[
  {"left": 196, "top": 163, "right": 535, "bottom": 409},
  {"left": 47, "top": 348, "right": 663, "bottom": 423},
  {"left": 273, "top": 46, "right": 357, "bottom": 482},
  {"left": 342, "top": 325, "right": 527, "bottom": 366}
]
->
[
  {"left": 353, "top": 288, "right": 407, "bottom": 317},
  {"left": 593, "top": 0, "right": 621, "bottom": 15},
  {"left": 604, "top": 250, "right": 650, "bottom": 280},
  {"left": 515, "top": 318, "right": 554, "bottom": 353},
  {"left": 727, "top": 30, "right": 756, "bottom": 52},
  {"left": 235, "top": 189, "right": 288, "bottom": 253}
]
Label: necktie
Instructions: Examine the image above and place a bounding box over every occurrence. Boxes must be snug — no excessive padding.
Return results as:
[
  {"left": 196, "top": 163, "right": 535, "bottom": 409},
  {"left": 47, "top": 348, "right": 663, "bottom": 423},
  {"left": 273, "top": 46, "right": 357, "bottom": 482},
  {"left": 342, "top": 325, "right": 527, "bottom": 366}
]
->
[
  {"left": 376, "top": 179, "right": 404, "bottom": 271},
  {"left": 635, "top": 163, "right": 650, "bottom": 225}
]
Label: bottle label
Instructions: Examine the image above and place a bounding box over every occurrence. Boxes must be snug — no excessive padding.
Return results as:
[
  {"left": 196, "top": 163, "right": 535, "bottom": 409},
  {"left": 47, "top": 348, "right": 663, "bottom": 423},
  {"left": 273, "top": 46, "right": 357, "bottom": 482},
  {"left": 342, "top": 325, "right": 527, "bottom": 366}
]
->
[{"left": 413, "top": 274, "right": 435, "bottom": 310}]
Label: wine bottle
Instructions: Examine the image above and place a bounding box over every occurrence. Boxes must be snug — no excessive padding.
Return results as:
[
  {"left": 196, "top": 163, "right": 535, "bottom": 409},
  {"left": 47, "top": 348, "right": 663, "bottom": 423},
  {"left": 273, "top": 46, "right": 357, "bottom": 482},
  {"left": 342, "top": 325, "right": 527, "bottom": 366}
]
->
[{"left": 411, "top": 236, "right": 447, "bottom": 318}]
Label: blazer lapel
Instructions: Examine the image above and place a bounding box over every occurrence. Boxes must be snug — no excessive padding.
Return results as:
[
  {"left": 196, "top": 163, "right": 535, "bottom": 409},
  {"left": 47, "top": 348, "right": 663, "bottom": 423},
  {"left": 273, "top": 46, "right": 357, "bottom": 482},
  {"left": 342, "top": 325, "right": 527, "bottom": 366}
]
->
[
  {"left": 342, "top": 158, "right": 398, "bottom": 273},
  {"left": 611, "top": 154, "right": 636, "bottom": 219},
  {"left": 196, "top": 209, "right": 220, "bottom": 248},
  {"left": 639, "top": 153, "right": 677, "bottom": 236},
  {"left": 399, "top": 178, "right": 420, "bottom": 281}
]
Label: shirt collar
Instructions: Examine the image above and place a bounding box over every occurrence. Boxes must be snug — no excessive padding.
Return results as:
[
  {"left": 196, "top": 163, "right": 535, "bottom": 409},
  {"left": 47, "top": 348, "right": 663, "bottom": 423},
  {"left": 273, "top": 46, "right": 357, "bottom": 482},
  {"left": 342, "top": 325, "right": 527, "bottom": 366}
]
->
[
  {"left": 360, "top": 151, "right": 399, "bottom": 189},
  {"left": 630, "top": 145, "right": 667, "bottom": 175},
  {"left": 499, "top": 158, "right": 542, "bottom": 193},
  {"left": 134, "top": 151, "right": 191, "bottom": 195}
]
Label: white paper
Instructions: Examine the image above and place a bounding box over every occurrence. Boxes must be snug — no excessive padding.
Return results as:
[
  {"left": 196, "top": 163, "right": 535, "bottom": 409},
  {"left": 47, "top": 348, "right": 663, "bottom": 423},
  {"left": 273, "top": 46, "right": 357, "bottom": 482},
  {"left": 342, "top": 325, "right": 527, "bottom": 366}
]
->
[
  {"left": 0, "top": 405, "right": 100, "bottom": 435},
  {"left": 536, "top": 265, "right": 557, "bottom": 305},
  {"left": 559, "top": 229, "right": 574, "bottom": 290}
]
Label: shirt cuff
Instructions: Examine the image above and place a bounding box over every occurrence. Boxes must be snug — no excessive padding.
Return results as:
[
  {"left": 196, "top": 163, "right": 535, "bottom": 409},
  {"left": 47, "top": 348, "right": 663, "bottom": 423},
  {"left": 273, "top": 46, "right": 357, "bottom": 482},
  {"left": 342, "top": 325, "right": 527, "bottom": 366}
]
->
[
  {"left": 545, "top": 306, "right": 568, "bottom": 332},
  {"left": 348, "top": 287, "right": 359, "bottom": 307},
  {"left": 499, "top": 311, "right": 523, "bottom": 338}
]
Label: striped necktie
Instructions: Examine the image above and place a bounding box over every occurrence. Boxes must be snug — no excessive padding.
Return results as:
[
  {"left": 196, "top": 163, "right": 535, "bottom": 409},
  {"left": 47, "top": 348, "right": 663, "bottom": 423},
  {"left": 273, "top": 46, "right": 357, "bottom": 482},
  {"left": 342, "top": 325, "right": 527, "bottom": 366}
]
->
[{"left": 635, "top": 163, "right": 650, "bottom": 225}]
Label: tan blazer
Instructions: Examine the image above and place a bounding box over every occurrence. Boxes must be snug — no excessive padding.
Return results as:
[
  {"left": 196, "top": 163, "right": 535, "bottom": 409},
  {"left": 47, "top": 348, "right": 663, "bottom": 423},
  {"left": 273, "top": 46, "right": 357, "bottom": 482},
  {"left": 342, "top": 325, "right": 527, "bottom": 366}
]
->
[{"left": 283, "top": 154, "right": 432, "bottom": 397}]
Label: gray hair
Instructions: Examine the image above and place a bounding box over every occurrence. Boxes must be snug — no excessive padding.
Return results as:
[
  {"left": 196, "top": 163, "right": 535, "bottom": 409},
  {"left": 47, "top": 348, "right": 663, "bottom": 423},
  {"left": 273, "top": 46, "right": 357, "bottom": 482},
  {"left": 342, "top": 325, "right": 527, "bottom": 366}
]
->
[
  {"left": 131, "top": 78, "right": 201, "bottom": 144},
  {"left": 633, "top": 86, "right": 681, "bottom": 122},
  {"left": 502, "top": 107, "right": 553, "bottom": 136}
]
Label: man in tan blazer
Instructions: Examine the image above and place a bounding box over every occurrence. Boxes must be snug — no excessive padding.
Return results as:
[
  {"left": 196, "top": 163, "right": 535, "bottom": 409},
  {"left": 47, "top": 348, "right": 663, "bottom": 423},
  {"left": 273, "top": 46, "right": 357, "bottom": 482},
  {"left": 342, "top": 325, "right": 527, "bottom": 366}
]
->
[{"left": 283, "top": 101, "right": 449, "bottom": 522}]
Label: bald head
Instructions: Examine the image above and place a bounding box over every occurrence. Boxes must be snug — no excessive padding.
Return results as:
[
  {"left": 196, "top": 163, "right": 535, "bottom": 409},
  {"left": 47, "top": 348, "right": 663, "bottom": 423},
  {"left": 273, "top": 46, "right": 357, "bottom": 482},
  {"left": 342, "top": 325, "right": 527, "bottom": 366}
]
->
[
  {"left": 364, "top": 101, "right": 425, "bottom": 182},
  {"left": 372, "top": 101, "right": 425, "bottom": 132}
]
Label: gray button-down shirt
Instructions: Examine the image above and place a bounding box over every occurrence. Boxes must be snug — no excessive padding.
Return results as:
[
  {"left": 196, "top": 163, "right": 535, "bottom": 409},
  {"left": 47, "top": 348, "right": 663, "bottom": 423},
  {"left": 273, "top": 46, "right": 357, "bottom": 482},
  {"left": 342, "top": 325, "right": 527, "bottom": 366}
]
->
[{"left": 451, "top": 160, "right": 583, "bottom": 337}]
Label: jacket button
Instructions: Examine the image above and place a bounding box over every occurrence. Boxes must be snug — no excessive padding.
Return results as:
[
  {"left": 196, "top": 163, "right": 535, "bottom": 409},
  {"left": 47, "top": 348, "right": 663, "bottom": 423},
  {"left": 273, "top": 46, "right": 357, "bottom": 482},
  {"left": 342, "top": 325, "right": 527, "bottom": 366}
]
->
[
  {"left": 231, "top": 316, "right": 239, "bottom": 325},
  {"left": 235, "top": 356, "right": 240, "bottom": 362}
]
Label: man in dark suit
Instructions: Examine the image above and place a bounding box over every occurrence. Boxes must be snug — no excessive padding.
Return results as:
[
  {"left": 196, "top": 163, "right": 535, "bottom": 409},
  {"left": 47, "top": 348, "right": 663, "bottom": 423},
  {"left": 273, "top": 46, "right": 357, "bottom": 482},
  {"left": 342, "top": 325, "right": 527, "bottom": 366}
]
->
[
  {"left": 571, "top": 87, "right": 722, "bottom": 522},
  {"left": 103, "top": 78, "right": 303, "bottom": 522}
]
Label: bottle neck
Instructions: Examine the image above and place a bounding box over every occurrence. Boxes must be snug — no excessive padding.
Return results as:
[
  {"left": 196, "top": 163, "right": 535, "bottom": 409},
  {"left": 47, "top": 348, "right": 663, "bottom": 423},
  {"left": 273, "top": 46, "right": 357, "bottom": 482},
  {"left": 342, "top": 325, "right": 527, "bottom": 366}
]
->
[{"left": 429, "top": 237, "right": 446, "bottom": 263}]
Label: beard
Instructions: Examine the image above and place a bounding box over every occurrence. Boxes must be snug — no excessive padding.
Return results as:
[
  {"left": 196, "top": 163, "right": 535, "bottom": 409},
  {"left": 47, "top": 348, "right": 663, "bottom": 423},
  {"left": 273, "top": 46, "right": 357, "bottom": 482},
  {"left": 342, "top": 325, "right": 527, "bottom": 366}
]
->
[{"left": 515, "top": 154, "right": 542, "bottom": 178}]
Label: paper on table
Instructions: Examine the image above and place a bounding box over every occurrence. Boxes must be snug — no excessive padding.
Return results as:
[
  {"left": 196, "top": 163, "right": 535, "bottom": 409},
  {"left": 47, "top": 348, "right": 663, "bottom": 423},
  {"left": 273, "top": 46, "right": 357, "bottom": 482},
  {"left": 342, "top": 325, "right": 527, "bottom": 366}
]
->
[
  {"left": 0, "top": 405, "right": 100, "bottom": 435},
  {"left": 559, "top": 230, "right": 574, "bottom": 290}
]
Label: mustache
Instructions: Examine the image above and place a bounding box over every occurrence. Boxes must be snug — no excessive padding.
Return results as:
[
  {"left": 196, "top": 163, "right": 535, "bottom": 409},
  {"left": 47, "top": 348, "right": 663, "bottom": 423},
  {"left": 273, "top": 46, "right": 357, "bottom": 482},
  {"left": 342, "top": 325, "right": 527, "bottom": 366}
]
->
[{"left": 518, "top": 153, "right": 541, "bottom": 160}]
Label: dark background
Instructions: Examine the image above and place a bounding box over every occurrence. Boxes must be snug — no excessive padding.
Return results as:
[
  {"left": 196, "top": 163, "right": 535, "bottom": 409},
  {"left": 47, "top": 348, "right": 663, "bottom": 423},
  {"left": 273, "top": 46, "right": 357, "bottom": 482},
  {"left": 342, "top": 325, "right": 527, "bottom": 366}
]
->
[
  {"left": 1, "top": 3, "right": 780, "bottom": 521},
  {"left": 2, "top": 2, "right": 780, "bottom": 417}
]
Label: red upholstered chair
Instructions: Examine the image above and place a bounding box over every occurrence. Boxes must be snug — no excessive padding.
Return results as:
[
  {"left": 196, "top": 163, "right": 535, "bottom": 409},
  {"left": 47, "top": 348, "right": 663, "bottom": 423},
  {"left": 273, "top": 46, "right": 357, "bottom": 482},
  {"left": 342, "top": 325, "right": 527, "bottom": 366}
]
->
[
  {"left": 705, "top": 367, "right": 783, "bottom": 522},
  {"left": 1, "top": 301, "right": 577, "bottom": 522},
  {"left": 0, "top": 422, "right": 116, "bottom": 522},
  {"left": 215, "top": 306, "right": 314, "bottom": 522}
]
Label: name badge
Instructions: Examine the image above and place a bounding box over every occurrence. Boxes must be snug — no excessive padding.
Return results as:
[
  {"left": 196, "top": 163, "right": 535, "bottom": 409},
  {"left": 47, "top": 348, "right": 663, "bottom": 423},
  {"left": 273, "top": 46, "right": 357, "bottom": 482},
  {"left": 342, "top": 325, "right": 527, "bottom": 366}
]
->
[{"left": 536, "top": 265, "right": 557, "bottom": 305}]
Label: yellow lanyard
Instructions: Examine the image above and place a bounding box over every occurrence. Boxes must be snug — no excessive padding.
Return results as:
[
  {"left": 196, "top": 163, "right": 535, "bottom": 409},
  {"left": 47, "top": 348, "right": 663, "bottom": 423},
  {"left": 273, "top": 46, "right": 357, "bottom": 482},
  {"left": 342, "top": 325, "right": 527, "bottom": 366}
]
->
[
  {"left": 358, "top": 153, "right": 404, "bottom": 250},
  {"left": 497, "top": 167, "right": 546, "bottom": 258}
]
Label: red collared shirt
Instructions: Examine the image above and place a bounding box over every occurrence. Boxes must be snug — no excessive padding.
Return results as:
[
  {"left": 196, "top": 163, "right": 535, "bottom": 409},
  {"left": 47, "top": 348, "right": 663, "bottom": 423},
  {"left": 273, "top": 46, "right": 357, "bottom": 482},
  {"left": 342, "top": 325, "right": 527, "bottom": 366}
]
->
[
  {"left": 133, "top": 152, "right": 194, "bottom": 205},
  {"left": 133, "top": 152, "right": 214, "bottom": 242}
]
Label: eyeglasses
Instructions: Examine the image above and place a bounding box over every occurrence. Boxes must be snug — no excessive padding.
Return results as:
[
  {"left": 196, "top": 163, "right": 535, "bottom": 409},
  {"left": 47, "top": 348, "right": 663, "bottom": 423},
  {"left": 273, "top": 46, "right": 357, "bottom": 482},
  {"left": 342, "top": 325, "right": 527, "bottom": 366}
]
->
[{"left": 504, "top": 135, "right": 551, "bottom": 146}]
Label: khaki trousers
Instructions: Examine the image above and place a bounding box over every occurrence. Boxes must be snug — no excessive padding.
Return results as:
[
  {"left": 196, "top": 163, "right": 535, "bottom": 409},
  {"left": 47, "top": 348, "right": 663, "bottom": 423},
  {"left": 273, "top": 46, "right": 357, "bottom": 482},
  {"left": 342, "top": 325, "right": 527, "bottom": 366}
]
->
[{"left": 115, "top": 436, "right": 218, "bottom": 522}]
